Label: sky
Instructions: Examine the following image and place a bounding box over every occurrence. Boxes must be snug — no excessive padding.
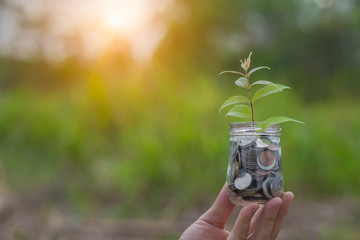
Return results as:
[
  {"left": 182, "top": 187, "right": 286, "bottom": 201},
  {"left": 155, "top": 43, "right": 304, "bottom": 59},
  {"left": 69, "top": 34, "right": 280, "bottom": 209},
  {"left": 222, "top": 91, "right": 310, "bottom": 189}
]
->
[
  {"left": 0, "top": 0, "right": 185, "bottom": 63},
  {"left": 0, "top": 0, "right": 354, "bottom": 64}
]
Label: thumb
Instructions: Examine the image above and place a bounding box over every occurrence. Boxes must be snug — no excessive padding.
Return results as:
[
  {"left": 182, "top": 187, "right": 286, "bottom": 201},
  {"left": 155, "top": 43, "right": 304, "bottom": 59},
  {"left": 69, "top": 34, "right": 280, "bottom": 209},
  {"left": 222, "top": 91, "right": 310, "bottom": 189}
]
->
[{"left": 199, "top": 184, "right": 235, "bottom": 229}]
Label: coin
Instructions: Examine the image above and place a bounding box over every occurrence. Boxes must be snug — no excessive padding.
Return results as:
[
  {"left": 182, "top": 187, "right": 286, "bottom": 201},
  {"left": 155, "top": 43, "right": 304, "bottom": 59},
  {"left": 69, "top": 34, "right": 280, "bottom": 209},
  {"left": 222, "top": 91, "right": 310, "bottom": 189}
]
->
[
  {"left": 270, "top": 177, "right": 283, "bottom": 197},
  {"left": 268, "top": 144, "right": 278, "bottom": 151},
  {"left": 234, "top": 160, "right": 239, "bottom": 179},
  {"left": 271, "top": 158, "right": 280, "bottom": 172},
  {"left": 250, "top": 170, "right": 266, "bottom": 181},
  {"left": 241, "top": 147, "right": 258, "bottom": 170},
  {"left": 257, "top": 150, "right": 276, "bottom": 171},
  {"left": 254, "top": 138, "right": 271, "bottom": 149},
  {"left": 254, "top": 169, "right": 271, "bottom": 176},
  {"left": 239, "top": 188, "right": 259, "bottom": 196},
  {"left": 234, "top": 171, "right": 252, "bottom": 190},
  {"left": 262, "top": 177, "right": 273, "bottom": 199},
  {"left": 259, "top": 151, "right": 275, "bottom": 166},
  {"left": 239, "top": 136, "right": 257, "bottom": 147}
]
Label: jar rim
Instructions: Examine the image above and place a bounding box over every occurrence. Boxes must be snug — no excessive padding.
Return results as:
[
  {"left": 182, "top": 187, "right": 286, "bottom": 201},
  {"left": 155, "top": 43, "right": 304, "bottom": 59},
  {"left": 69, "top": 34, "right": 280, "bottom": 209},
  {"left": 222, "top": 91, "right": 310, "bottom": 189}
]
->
[{"left": 230, "top": 122, "right": 281, "bottom": 136}]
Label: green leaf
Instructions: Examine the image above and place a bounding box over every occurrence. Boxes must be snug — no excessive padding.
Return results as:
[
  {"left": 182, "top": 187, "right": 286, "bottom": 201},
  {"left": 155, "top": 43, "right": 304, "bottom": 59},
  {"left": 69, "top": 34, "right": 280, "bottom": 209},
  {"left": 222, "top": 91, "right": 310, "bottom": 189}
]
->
[
  {"left": 225, "top": 104, "right": 251, "bottom": 119},
  {"left": 235, "top": 77, "right": 248, "bottom": 88},
  {"left": 256, "top": 116, "right": 305, "bottom": 130},
  {"left": 219, "top": 71, "right": 247, "bottom": 77},
  {"left": 248, "top": 66, "right": 270, "bottom": 76},
  {"left": 251, "top": 80, "right": 278, "bottom": 87},
  {"left": 252, "top": 84, "right": 290, "bottom": 102},
  {"left": 219, "top": 96, "right": 249, "bottom": 113}
]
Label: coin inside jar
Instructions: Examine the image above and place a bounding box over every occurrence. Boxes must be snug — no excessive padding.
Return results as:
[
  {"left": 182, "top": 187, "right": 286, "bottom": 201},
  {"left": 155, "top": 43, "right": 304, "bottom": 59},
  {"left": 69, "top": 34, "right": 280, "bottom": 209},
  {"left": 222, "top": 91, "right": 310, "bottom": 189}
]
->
[
  {"left": 259, "top": 151, "right": 275, "bottom": 166},
  {"left": 255, "top": 169, "right": 271, "bottom": 176},
  {"left": 257, "top": 150, "right": 276, "bottom": 171},
  {"left": 234, "top": 171, "right": 252, "bottom": 190},
  {"left": 254, "top": 138, "right": 271, "bottom": 148},
  {"left": 270, "top": 177, "right": 283, "bottom": 197},
  {"left": 268, "top": 144, "right": 279, "bottom": 151},
  {"left": 241, "top": 148, "right": 258, "bottom": 170},
  {"left": 234, "top": 160, "right": 239, "bottom": 179},
  {"left": 262, "top": 177, "right": 273, "bottom": 199},
  {"left": 239, "top": 136, "right": 257, "bottom": 147}
]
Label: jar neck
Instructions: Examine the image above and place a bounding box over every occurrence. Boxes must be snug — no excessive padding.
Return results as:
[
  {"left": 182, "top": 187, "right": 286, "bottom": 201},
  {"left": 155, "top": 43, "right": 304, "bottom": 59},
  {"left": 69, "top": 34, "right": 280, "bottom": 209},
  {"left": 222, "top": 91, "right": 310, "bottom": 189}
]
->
[{"left": 230, "top": 122, "right": 281, "bottom": 136}]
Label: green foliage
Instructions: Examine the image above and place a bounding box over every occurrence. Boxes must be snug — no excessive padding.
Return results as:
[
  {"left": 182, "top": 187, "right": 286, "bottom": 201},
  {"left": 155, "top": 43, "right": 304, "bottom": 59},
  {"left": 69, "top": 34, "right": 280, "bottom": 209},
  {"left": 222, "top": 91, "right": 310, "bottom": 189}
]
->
[
  {"left": 225, "top": 104, "right": 251, "bottom": 119},
  {"left": 234, "top": 77, "right": 248, "bottom": 88},
  {"left": 251, "top": 80, "right": 279, "bottom": 87},
  {"left": 257, "top": 117, "right": 305, "bottom": 130},
  {"left": 248, "top": 66, "right": 270, "bottom": 76},
  {"left": 252, "top": 84, "right": 290, "bottom": 102},
  {"left": 218, "top": 96, "right": 249, "bottom": 113},
  {"left": 219, "top": 52, "right": 303, "bottom": 129}
]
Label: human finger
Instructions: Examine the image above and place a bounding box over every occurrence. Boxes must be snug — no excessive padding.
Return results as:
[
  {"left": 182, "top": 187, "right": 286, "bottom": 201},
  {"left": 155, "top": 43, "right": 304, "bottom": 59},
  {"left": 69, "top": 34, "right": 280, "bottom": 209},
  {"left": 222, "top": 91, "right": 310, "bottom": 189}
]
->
[
  {"left": 227, "top": 203, "right": 259, "bottom": 240},
  {"left": 250, "top": 197, "right": 282, "bottom": 240},
  {"left": 199, "top": 184, "right": 235, "bottom": 229},
  {"left": 269, "top": 192, "right": 294, "bottom": 240},
  {"left": 248, "top": 204, "right": 264, "bottom": 234}
]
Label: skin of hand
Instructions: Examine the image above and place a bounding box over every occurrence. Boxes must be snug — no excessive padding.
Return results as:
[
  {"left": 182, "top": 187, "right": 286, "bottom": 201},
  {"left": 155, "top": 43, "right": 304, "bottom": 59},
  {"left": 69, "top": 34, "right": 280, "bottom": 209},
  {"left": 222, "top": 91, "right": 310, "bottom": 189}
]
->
[{"left": 180, "top": 184, "right": 294, "bottom": 240}]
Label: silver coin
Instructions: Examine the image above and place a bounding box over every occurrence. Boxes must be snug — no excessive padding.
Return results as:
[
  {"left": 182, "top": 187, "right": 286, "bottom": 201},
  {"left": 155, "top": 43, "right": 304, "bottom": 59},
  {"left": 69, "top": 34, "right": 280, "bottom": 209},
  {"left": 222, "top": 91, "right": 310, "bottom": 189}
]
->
[
  {"left": 262, "top": 177, "right": 273, "bottom": 199},
  {"left": 241, "top": 148, "right": 258, "bottom": 170},
  {"left": 239, "top": 136, "right": 257, "bottom": 147},
  {"left": 242, "top": 161, "right": 257, "bottom": 169},
  {"left": 254, "top": 138, "right": 271, "bottom": 149},
  {"left": 271, "top": 158, "right": 280, "bottom": 171},
  {"left": 254, "top": 169, "right": 271, "bottom": 176},
  {"left": 270, "top": 177, "right": 283, "bottom": 197},
  {"left": 250, "top": 171, "right": 266, "bottom": 181},
  {"left": 234, "top": 172, "right": 252, "bottom": 190}
]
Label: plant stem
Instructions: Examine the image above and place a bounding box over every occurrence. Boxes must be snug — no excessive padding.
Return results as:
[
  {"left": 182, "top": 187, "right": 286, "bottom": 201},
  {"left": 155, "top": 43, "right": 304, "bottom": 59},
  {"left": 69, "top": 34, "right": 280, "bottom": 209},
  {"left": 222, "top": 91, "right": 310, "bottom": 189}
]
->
[{"left": 245, "top": 71, "right": 255, "bottom": 125}]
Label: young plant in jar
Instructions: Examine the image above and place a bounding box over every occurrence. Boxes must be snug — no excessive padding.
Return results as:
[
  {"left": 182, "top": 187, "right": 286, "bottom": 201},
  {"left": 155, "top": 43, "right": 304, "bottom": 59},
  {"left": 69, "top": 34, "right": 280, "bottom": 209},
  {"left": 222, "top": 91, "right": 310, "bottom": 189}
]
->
[{"left": 219, "top": 52, "right": 304, "bottom": 206}]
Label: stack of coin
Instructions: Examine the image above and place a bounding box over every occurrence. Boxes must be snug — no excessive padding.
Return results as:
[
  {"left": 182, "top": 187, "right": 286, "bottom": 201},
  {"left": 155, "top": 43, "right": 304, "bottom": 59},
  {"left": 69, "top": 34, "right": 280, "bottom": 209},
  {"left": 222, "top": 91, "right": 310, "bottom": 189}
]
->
[{"left": 241, "top": 147, "right": 258, "bottom": 170}]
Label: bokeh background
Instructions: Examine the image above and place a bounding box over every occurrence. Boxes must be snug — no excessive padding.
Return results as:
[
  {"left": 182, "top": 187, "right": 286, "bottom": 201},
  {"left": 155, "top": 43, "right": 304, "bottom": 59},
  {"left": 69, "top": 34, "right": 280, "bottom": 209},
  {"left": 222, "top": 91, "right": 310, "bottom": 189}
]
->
[{"left": 0, "top": 0, "right": 360, "bottom": 239}]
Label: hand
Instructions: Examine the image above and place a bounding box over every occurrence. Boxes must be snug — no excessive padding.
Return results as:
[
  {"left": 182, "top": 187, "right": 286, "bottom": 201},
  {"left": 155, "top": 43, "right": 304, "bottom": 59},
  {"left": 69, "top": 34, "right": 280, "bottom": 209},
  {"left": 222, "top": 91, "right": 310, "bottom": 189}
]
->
[{"left": 180, "top": 184, "right": 294, "bottom": 240}]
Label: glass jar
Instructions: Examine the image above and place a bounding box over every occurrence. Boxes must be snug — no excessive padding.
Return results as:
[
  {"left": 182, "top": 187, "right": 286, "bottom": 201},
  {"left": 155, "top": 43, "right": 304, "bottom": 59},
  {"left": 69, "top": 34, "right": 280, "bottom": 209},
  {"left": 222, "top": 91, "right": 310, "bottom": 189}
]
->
[{"left": 226, "top": 122, "right": 284, "bottom": 205}]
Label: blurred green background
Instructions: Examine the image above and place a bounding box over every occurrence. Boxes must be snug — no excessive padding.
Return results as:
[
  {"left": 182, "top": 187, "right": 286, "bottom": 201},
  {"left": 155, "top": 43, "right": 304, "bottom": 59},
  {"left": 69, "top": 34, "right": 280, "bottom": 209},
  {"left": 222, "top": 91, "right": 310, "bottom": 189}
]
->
[{"left": 0, "top": 0, "right": 360, "bottom": 238}]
